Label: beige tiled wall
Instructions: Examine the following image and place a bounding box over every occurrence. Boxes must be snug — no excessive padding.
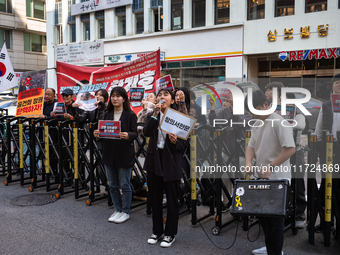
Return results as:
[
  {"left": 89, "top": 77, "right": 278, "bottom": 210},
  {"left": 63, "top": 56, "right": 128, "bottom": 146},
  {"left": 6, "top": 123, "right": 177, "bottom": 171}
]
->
[{"left": 0, "top": 0, "right": 47, "bottom": 71}]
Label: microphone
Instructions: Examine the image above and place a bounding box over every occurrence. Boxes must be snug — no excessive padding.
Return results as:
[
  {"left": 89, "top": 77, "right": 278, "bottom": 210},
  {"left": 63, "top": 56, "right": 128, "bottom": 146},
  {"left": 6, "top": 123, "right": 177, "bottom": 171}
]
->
[{"left": 156, "top": 100, "right": 164, "bottom": 111}]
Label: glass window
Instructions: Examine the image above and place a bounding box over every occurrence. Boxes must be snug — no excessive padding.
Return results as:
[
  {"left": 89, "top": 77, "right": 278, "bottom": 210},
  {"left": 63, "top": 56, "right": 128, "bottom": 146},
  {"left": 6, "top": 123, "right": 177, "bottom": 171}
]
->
[
  {"left": 275, "top": 0, "right": 294, "bottom": 17},
  {"left": 215, "top": 0, "right": 229, "bottom": 24},
  {"left": 95, "top": 11, "right": 105, "bottom": 39},
  {"left": 271, "top": 60, "right": 301, "bottom": 71},
  {"left": 24, "top": 33, "right": 46, "bottom": 52},
  {"left": 305, "top": 0, "right": 327, "bottom": 13},
  {"left": 83, "top": 21, "right": 90, "bottom": 41},
  {"left": 24, "top": 33, "right": 30, "bottom": 51},
  {"left": 302, "top": 59, "right": 315, "bottom": 70},
  {"left": 31, "top": 34, "right": 42, "bottom": 52},
  {"left": 97, "top": 19, "right": 105, "bottom": 39},
  {"left": 317, "top": 58, "right": 334, "bottom": 70},
  {"left": 55, "top": 25, "right": 62, "bottom": 44},
  {"left": 135, "top": 11, "right": 144, "bottom": 34},
  {"left": 247, "top": 0, "right": 265, "bottom": 20},
  {"left": 27, "top": 0, "right": 45, "bottom": 20},
  {"left": 336, "top": 56, "right": 340, "bottom": 68},
  {"left": 0, "top": 0, "right": 12, "bottom": 13},
  {"left": 118, "top": 15, "right": 126, "bottom": 37},
  {"left": 192, "top": 0, "right": 205, "bottom": 28},
  {"left": 151, "top": 0, "right": 163, "bottom": 8},
  {"left": 182, "top": 61, "right": 195, "bottom": 67},
  {"left": 133, "top": 0, "right": 144, "bottom": 11},
  {"left": 211, "top": 58, "right": 225, "bottom": 66},
  {"left": 153, "top": 7, "right": 163, "bottom": 32},
  {"left": 0, "top": 29, "right": 10, "bottom": 49},
  {"left": 171, "top": 0, "right": 183, "bottom": 30},
  {"left": 68, "top": 0, "right": 75, "bottom": 23},
  {"left": 69, "top": 23, "right": 76, "bottom": 42},
  {"left": 182, "top": 67, "right": 225, "bottom": 89},
  {"left": 258, "top": 61, "right": 269, "bottom": 72},
  {"left": 167, "top": 62, "right": 180, "bottom": 68}
]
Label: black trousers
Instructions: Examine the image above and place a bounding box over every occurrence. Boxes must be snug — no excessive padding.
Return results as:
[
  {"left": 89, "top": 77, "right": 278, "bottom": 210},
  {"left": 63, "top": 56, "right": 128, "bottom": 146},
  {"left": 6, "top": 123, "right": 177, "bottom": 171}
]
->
[
  {"left": 295, "top": 149, "right": 307, "bottom": 221},
  {"left": 259, "top": 217, "right": 285, "bottom": 255},
  {"left": 148, "top": 171, "right": 180, "bottom": 237}
]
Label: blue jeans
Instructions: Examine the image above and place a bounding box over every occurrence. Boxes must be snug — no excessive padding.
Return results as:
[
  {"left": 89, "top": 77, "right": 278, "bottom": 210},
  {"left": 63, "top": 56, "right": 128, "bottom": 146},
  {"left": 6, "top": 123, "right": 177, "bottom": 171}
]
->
[{"left": 105, "top": 164, "right": 132, "bottom": 214}]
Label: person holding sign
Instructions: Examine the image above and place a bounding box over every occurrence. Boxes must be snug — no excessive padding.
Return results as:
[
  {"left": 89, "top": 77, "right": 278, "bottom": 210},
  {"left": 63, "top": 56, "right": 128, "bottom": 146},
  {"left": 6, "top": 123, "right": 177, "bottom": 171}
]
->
[
  {"left": 93, "top": 87, "right": 137, "bottom": 224},
  {"left": 75, "top": 89, "right": 108, "bottom": 126},
  {"left": 144, "top": 88, "right": 188, "bottom": 248},
  {"left": 50, "top": 88, "right": 83, "bottom": 120}
]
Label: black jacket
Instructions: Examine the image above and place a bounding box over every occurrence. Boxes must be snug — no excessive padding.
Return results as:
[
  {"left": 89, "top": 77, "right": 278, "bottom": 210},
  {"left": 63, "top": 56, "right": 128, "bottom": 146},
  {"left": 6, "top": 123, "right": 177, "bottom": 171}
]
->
[
  {"left": 101, "top": 109, "right": 137, "bottom": 168},
  {"left": 75, "top": 102, "right": 106, "bottom": 128},
  {"left": 143, "top": 112, "right": 188, "bottom": 182},
  {"left": 42, "top": 99, "right": 57, "bottom": 119}
]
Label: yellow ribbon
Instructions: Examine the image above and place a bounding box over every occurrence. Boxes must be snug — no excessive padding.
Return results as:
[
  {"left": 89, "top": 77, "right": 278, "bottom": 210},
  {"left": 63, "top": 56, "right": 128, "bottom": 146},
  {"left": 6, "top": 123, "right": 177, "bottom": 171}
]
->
[{"left": 235, "top": 196, "right": 242, "bottom": 207}]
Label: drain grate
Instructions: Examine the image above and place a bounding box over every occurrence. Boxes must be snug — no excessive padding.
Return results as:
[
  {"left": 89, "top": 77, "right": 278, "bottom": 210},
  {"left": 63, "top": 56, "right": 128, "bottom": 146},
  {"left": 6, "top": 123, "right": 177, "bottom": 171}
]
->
[{"left": 11, "top": 193, "right": 57, "bottom": 206}]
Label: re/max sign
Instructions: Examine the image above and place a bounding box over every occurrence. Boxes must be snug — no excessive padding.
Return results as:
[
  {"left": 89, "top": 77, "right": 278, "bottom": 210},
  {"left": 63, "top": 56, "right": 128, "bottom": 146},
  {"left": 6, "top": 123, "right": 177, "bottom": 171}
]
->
[
  {"left": 200, "top": 87, "right": 312, "bottom": 116},
  {"left": 288, "top": 48, "right": 339, "bottom": 61}
]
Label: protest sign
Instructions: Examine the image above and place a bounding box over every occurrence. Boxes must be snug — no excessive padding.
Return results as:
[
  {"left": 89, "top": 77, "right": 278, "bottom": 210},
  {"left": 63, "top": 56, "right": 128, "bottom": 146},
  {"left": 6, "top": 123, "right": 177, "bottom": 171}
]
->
[
  {"left": 156, "top": 75, "right": 174, "bottom": 94},
  {"left": 77, "top": 97, "right": 98, "bottom": 111},
  {"left": 16, "top": 70, "right": 46, "bottom": 117},
  {"left": 53, "top": 102, "right": 66, "bottom": 116},
  {"left": 98, "top": 120, "right": 121, "bottom": 139},
  {"left": 159, "top": 108, "right": 196, "bottom": 140},
  {"left": 129, "top": 87, "right": 145, "bottom": 102},
  {"left": 57, "top": 50, "right": 161, "bottom": 114},
  {"left": 331, "top": 94, "right": 340, "bottom": 113},
  {"left": 275, "top": 105, "right": 296, "bottom": 120}
]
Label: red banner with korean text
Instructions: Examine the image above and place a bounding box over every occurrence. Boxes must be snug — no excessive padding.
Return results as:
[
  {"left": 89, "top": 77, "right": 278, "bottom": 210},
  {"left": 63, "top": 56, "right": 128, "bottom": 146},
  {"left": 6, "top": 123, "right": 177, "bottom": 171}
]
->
[
  {"left": 56, "top": 50, "right": 161, "bottom": 114},
  {"left": 16, "top": 70, "right": 46, "bottom": 117}
]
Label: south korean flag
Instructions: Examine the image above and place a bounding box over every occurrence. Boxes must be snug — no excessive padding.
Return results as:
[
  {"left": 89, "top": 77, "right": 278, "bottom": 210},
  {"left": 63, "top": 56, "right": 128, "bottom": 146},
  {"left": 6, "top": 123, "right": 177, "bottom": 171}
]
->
[{"left": 0, "top": 42, "right": 16, "bottom": 93}]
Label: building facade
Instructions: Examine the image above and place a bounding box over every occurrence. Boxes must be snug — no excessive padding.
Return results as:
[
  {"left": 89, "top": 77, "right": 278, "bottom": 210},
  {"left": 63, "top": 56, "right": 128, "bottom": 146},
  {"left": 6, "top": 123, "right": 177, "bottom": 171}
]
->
[
  {"left": 46, "top": 0, "right": 340, "bottom": 98},
  {"left": 0, "top": 0, "right": 47, "bottom": 72}
]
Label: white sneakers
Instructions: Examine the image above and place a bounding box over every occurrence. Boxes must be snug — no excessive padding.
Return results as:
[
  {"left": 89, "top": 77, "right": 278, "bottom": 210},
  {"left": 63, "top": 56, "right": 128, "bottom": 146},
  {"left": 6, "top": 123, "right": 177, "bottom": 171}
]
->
[
  {"left": 115, "top": 213, "right": 130, "bottom": 223},
  {"left": 108, "top": 212, "right": 122, "bottom": 222},
  {"left": 252, "top": 246, "right": 283, "bottom": 255},
  {"left": 108, "top": 212, "right": 130, "bottom": 223},
  {"left": 295, "top": 220, "right": 306, "bottom": 229},
  {"left": 160, "top": 236, "right": 175, "bottom": 248},
  {"left": 147, "top": 234, "right": 163, "bottom": 244}
]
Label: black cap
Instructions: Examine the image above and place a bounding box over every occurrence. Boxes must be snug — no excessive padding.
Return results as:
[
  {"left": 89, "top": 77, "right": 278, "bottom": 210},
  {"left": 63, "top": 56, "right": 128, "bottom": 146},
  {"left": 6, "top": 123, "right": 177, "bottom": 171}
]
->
[
  {"left": 61, "top": 88, "right": 73, "bottom": 95},
  {"left": 331, "top": 73, "right": 340, "bottom": 85}
]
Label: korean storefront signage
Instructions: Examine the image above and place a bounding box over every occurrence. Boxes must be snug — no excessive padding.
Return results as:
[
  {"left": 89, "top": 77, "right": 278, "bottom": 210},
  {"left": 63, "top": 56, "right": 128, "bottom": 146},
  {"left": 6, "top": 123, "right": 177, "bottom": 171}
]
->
[
  {"left": 105, "top": 52, "right": 165, "bottom": 64},
  {"left": 71, "top": 0, "right": 133, "bottom": 16},
  {"left": 267, "top": 24, "right": 328, "bottom": 42},
  {"left": 278, "top": 48, "right": 339, "bottom": 62},
  {"left": 55, "top": 41, "right": 104, "bottom": 65}
]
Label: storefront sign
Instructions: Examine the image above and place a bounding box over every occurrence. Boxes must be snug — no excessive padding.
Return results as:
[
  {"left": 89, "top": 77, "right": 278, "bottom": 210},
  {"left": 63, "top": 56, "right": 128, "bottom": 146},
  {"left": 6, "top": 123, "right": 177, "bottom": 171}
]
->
[
  {"left": 71, "top": 0, "right": 132, "bottom": 16},
  {"left": 279, "top": 48, "right": 339, "bottom": 61},
  {"left": 55, "top": 41, "right": 104, "bottom": 65},
  {"left": 105, "top": 52, "right": 165, "bottom": 64}
]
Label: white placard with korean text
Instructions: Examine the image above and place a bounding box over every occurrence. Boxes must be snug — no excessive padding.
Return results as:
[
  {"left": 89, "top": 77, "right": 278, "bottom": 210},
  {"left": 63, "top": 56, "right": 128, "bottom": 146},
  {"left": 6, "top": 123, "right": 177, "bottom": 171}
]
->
[
  {"left": 159, "top": 108, "right": 197, "bottom": 140},
  {"left": 55, "top": 41, "right": 104, "bottom": 65}
]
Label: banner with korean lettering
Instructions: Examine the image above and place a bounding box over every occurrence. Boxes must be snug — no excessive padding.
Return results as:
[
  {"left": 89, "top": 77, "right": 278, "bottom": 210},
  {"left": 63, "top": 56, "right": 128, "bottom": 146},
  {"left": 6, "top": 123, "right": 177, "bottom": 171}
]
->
[
  {"left": 56, "top": 50, "right": 161, "bottom": 114},
  {"left": 16, "top": 70, "right": 46, "bottom": 117}
]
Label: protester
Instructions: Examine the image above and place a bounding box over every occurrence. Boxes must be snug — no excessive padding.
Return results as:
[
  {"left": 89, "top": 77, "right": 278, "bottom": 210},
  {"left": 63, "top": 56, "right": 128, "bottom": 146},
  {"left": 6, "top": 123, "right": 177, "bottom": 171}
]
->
[
  {"left": 137, "top": 92, "right": 157, "bottom": 130},
  {"left": 94, "top": 87, "right": 137, "bottom": 224},
  {"left": 74, "top": 89, "right": 108, "bottom": 126},
  {"left": 265, "top": 81, "right": 285, "bottom": 105},
  {"left": 190, "top": 91, "right": 206, "bottom": 126},
  {"left": 144, "top": 88, "right": 188, "bottom": 248},
  {"left": 175, "top": 87, "right": 190, "bottom": 114},
  {"left": 39, "top": 88, "right": 57, "bottom": 119},
  {"left": 50, "top": 88, "right": 83, "bottom": 119},
  {"left": 245, "top": 90, "right": 295, "bottom": 255}
]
